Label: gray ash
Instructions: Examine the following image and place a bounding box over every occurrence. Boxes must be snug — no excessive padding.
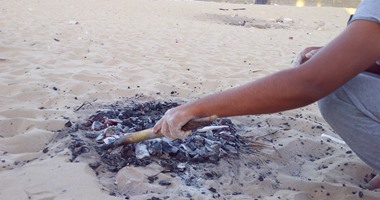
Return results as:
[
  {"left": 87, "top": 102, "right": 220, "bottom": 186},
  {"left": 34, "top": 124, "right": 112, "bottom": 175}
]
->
[{"left": 66, "top": 100, "right": 253, "bottom": 173}]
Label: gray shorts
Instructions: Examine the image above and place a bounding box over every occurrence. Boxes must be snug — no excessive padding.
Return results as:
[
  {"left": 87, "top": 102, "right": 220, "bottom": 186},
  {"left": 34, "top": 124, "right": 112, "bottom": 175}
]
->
[{"left": 318, "top": 72, "right": 380, "bottom": 171}]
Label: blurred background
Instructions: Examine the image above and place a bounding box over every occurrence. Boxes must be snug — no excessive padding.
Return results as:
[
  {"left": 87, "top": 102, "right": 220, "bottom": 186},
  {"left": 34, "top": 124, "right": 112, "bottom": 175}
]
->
[{"left": 201, "top": 0, "right": 361, "bottom": 8}]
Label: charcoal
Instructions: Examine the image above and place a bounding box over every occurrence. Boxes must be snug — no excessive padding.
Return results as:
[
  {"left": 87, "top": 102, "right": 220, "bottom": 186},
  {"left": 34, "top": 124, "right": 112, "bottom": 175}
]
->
[
  {"left": 91, "top": 121, "right": 103, "bottom": 131},
  {"left": 222, "top": 144, "right": 238, "bottom": 154},
  {"left": 158, "top": 180, "right": 172, "bottom": 186},
  {"left": 161, "top": 141, "right": 179, "bottom": 154},
  {"left": 119, "top": 109, "right": 133, "bottom": 119},
  {"left": 79, "top": 146, "right": 90, "bottom": 154},
  {"left": 209, "top": 187, "right": 217, "bottom": 193},
  {"left": 148, "top": 140, "right": 163, "bottom": 156},
  {"left": 106, "top": 118, "right": 121, "bottom": 126},
  {"left": 208, "top": 155, "right": 220, "bottom": 163},
  {"left": 205, "top": 131, "right": 214, "bottom": 140},
  {"left": 135, "top": 143, "right": 150, "bottom": 159},
  {"left": 203, "top": 146, "right": 220, "bottom": 158},
  {"left": 147, "top": 175, "right": 158, "bottom": 183},
  {"left": 175, "top": 151, "right": 188, "bottom": 162},
  {"left": 42, "top": 147, "right": 49, "bottom": 153},
  {"left": 89, "top": 109, "right": 118, "bottom": 122},
  {"left": 66, "top": 100, "right": 254, "bottom": 177},
  {"left": 104, "top": 126, "right": 120, "bottom": 136},
  {"left": 103, "top": 136, "right": 120, "bottom": 145},
  {"left": 85, "top": 131, "right": 101, "bottom": 139},
  {"left": 65, "top": 121, "right": 72, "bottom": 127},
  {"left": 121, "top": 144, "right": 135, "bottom": 157},
  {"left": 89, "top": 161, "right": 100, "bottom": 169},
  {"left": 177, "top": 163, "right": 186, "bottom": 172},
  {"left": 179, "top": 144, "right": 193, "bottom": 152},
  {"left": 88, "top": 112, "right": 107, "bottom": 122},
  {"left": 191, "top": 155, "right": 207, "bottom": 162},
  {"left": 95, "top": 132, "right": 106, "bottom": 143},
  {"left": 160, "top": 159, "right": 178, "bottom": 171},
  {"left": 197, "top": 147, "right": 210, "bottom": 157},
  {"left": 187, "top": 151, "right": 198, "bottom": 158},
  {"left": 170, "top": 139, "right": 182, "bottom": 147},
  {"left": 68, "top": 138, "right": 89, "bottom": 161},
  {"left": 204, "top": 138, "right": 219, "bottom": 146}
]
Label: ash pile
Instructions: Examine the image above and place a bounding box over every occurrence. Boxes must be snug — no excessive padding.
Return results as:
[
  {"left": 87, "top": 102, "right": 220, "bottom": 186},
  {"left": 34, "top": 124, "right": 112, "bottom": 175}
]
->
[{"left": 68, "top": 101, "right": 257, "bottom": 173}]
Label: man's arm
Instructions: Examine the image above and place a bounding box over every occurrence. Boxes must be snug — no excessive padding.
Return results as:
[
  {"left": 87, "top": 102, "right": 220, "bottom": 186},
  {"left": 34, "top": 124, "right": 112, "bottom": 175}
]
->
[
  {"left": 154, "top": 20, "right": 380, "bottom": 139},
  {"left": 295, "top": 47, "right": 380, "bottom": 75},
  {"left": 191, "top": 20, "right": 380, "bottom": 117}
]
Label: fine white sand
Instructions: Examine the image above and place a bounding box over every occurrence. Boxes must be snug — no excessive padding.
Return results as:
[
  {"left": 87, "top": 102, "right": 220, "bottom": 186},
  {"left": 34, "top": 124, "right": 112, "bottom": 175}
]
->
[{"left": 1, "top": 0, "right": 379, "bottom": 199}]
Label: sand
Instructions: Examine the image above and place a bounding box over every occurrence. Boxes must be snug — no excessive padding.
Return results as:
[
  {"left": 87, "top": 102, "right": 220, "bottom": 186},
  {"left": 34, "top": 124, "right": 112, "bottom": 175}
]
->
[{"left": 1, "top": 0, "right": 379, "bottom": 199}]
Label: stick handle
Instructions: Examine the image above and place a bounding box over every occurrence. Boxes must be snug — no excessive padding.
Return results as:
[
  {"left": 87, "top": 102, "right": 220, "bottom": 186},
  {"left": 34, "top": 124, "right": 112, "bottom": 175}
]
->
[
  {"left": 181, "top": 115, "right": 218, "bottom": 131},
  {"left": 101, "top": 115, "right": 217, "bottom": 150}
]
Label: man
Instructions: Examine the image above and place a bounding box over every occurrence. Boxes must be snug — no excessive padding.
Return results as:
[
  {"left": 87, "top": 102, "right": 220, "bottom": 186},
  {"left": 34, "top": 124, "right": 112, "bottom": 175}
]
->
[{"left": 154, "top": 0, "right": 380, "bottom": 189}]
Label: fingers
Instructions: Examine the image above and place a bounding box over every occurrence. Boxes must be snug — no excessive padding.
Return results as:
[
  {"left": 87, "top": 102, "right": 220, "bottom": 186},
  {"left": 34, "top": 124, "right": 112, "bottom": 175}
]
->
[
  {"left": 152, "top": 118, "right": 162, "bottom": 134},
  {"left": 305, "top": 49, "right": 319, "bottom": 59},
  {"left": 293, "top": 48, "right": 311, "bottom": 67},
  {"left": 153, "top": 117, "right": 173, "bottom": 138},
  {"left": 160, "top": 120, "right": 170, "bottom": 137},
  {"left": 153, "top": 105, "right": 196, "bottom": 139},
  {"left": 293, "top": 47, "right": 322, "bottom": 67},
  {"left": 169, "top": 124, "right": 191, "bottom": 139},
  {"left": 167, "top": 114, "right": 189, "bottom": 139},
  {"left": 292, "top": 53, "right": 303, "bottom": 67}
]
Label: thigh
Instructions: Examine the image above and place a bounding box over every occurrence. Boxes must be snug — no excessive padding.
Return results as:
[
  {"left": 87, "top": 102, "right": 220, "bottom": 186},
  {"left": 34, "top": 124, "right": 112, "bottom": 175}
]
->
[
  {"left": 318, "top": 73, "right": 380, "bottom": 170},
  {"left": 342, "top": 72, "right": 380, "bottom": 121}
]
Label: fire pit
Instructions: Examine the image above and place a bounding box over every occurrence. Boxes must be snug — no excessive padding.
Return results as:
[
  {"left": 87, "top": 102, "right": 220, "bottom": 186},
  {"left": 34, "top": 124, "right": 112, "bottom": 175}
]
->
[{"left": 58, "top": 98, "right": 273, "bottom": 198}]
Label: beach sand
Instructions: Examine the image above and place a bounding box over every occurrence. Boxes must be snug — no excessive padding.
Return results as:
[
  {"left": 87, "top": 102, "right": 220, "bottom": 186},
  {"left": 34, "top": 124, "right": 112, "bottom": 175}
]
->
[{"left": 1, "top": 0, "right": 379, "bottom": 199}]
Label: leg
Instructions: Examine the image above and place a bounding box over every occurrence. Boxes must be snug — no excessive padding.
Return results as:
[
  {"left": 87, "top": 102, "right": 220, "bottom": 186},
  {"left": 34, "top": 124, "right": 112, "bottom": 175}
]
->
[{"left": 318, "top": 73, "right": 380, "bottom": 189}]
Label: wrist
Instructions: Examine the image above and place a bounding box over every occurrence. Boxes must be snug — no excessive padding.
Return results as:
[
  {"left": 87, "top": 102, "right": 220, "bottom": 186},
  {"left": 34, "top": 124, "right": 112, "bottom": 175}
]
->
[{"left": 182, "top": 101, "right": 205, "bottom": 119}]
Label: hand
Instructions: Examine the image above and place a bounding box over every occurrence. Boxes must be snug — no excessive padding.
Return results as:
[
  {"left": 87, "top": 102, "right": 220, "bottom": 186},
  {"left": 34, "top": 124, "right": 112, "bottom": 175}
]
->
[
  {"left": 153, "top": 105, "right": 195, "bottom": 139},
  {"left": 293, "top": 46, "right": 322, "bottom": 67}
]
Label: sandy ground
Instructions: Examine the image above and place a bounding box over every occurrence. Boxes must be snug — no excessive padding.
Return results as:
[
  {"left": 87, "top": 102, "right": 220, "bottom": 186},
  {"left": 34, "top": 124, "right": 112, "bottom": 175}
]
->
[{"left": 1, "top": 0, "right": 379, "bottom": 199}]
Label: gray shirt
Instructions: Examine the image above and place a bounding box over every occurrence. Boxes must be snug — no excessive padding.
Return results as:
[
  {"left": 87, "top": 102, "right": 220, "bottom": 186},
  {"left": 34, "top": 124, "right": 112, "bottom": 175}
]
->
[
  {"left": 349, "top": 0, "right": 380, "bottom": 64},
  {"left": 350, "top": 0, "right": 380, "bottom": 24}
]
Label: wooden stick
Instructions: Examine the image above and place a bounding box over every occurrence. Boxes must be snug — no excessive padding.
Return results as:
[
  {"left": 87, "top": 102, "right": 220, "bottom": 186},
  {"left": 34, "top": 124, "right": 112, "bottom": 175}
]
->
[{"left": 101, "top": 115, "right": 218, "bottom": 150}]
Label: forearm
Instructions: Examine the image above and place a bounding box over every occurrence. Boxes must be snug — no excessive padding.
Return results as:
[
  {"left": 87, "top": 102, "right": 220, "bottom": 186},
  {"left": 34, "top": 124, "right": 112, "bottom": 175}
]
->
[{"left": 186, "top": 68, "right": 317, "bottom": 118}]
